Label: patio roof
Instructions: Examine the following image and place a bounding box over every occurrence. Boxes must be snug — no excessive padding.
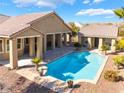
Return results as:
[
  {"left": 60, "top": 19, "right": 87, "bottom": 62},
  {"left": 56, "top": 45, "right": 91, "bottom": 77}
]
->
[{"left": 79, "top": 24, "right": 119, "bottom": 38}]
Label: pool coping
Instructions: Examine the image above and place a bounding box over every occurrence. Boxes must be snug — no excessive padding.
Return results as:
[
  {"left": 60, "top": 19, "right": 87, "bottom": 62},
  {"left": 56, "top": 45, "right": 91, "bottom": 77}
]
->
[{"left": 45, "top": 50, "right": 109, "bottom": 85}]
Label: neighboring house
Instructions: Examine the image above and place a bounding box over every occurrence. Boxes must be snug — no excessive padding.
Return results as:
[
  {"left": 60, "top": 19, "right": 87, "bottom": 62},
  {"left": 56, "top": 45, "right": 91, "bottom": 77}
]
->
[
  {"left": 0, "top": 11, "right": 72, "bottom": 69},
  {"left": 78, "top": 24, "right": 119, "bottom": 52}
]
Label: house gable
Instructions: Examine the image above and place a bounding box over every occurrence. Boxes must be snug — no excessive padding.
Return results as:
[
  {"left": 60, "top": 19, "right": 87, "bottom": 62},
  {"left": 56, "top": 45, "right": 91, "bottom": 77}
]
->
[
  {"left": 31, "top": 13, "right": 71, "bottom": 34},
  {"left": 11, "top": 27, "right": 43, "bottom": 38}
]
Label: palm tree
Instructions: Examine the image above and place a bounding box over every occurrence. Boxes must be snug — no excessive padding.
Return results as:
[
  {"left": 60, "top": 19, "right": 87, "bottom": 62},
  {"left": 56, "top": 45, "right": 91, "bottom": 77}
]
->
[
  {"left": 32, "top": 58, "right": 42, "bottom": 71},
  {"left": 69, "top": 22, "right": 80, "bottom": 37},
  {"left": 114, "top": 8, "right": 124, "bottom": 20}
]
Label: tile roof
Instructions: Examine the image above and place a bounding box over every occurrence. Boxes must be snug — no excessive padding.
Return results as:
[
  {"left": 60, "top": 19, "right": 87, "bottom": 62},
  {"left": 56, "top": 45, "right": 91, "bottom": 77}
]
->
[
  {"left": 79, "top": 24, "right": 119, "bottom": 38},
  {"left": 0, "top": 12, "right": 51, "bottom": 37},
  {"left": 0, "top": 14, "right": 10, "bottom": 24}
]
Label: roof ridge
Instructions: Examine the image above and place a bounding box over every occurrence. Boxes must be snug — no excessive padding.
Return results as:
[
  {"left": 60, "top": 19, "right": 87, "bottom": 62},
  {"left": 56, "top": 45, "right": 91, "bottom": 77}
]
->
[
  {"left": 14, "top": 11, "right": 54, "bottom": 17},
  {"left": 0, "top": 14, "right": 10, "bottom": 17}
]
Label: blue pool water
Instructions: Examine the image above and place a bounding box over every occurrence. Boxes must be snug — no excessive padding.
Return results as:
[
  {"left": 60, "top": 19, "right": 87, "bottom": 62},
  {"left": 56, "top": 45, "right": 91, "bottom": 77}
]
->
[{"left": 46, "top": 52, "right": 105, "bottom": 81}]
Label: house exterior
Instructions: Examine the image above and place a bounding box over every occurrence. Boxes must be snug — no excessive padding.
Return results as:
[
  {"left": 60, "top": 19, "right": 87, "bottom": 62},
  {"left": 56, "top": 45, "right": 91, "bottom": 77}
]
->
[
  {"left": 78, "top": 24, "right": 119, "bottom": 52},
  {"left": 0, "top": 12, "right": 72, "bottom": 69}
]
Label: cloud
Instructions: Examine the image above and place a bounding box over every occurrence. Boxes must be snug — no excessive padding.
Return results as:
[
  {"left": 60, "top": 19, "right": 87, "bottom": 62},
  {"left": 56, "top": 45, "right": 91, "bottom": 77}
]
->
[
  {"left": 13, "top": 0, "right": 76, "bottom": 8},
  {"left": 105, "top": 15, "right": 115, "bottom": 18},
  {"left": 76, "top": 8, "right": 114, "bottom": 16},
  {"left": 83, "top": 0, "right": 90, "bottom": 4},
  {"left": 82, "top": 0, "right": 105, "bottom": 5},
  {"left": 93, "top": 0, "right": 105, "bottom": 4}
]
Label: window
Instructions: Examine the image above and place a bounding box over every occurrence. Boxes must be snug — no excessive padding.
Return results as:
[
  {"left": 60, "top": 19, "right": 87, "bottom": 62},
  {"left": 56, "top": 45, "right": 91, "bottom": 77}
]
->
[
  {"left": 6, "top": 40, "right": 9, "bottom": 52},
  {"left": 0, "top": 39, "right": 3, "bottom": 53},
  {"left": 17, "top": 39, "right": 22, "bottom": 49}
]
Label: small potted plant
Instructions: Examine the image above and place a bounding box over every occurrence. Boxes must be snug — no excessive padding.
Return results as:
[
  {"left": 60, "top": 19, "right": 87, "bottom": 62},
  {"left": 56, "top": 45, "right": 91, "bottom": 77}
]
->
[
  {"left": 38, "top": 66, "right": 48, "bottom": 76},
  {"left": 67, "top": 80, "right": 73, "bottom": 88},
  {"left": 32, "top": 57, "right": 42, "bottom": 71}
]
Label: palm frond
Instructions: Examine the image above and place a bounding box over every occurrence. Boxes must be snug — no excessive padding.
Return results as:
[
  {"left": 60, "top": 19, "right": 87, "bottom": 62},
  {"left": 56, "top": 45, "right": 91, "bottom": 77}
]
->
[{"left": 114, "top": 8, "right": 124, "bottom": 19}]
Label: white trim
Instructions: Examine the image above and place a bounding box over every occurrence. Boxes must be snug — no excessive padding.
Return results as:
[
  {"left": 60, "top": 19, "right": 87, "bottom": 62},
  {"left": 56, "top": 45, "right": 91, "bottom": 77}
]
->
[
  {"left": 17, "top": 35, "right": 41, "bottom": 39},
  {"left": 0, "top": 39, "right": 4, "bottom": 53},
  {"left": 46, "top": 31, "right": 71, "bottom": 35},
  {"left": 0, "top": 36, "right": 10, "bottom": 38}
]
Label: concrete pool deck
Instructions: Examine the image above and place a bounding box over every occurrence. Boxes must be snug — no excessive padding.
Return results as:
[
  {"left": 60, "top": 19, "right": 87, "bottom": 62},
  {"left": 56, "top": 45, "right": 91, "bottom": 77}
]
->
[{"left": 0, "top": 46, "right": 108, "bottom": 93}]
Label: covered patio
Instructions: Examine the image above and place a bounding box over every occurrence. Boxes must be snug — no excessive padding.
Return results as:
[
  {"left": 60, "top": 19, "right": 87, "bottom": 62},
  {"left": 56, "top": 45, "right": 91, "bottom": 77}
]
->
[
  {"left": 0, "top": 27, "right": 43, "bottom": 69},
  {"left": 79, "top": 24, "right": 119, "bottom": 52}
]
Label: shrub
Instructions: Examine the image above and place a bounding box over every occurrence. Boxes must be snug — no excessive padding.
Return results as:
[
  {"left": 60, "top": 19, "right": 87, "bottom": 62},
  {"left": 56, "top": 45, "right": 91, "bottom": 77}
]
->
[
  {"left": 67, "top": 80, "right": 73, "bottom": 88},
  {"left": 74, "top": 42, "right": 81, "bottom": 50},
  {"left": 104, "top": 70, "right": 119, "bottom": 82},
  {"left": 74, "top": 42, "right": 81, "bottom": 48},
  {"left": 113, "top": 55, "right": 124, "bottom": 69},
  {"left": 101, "top": 44, "right": 109, "bottom": 54},
  {"left": 115, "top": 39, "right": 124, "bottom": 51}
]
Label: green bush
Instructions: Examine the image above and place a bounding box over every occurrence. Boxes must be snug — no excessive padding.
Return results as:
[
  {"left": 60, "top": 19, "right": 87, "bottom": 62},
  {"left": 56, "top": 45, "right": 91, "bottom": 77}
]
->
[
  {"left": 101, "top": 44, "right": 109, "bottom": 54},
  {"left": 104, "top": 70, "right": 119, "bottom": 82},
  {"left": 115, "top": 39, "right": 124, "bottom": 51},
  {"left": 113, "top": 55, "right": 124, "bottom": 69},
  {"left": 74, "top": 42, "right": 81, "bottom": 48}
]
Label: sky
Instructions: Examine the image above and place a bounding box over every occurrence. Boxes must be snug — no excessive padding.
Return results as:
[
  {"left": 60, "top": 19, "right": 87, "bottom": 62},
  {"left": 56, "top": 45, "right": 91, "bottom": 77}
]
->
[{"left": 0, "top": 0, "right": 124, "bottom": 23}]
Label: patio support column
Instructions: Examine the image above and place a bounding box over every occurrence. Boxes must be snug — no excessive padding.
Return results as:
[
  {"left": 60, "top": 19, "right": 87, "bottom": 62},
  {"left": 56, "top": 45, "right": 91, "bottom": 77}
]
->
[
  {"left": 60, "top": 33, "right": 63, "bottom": 47},
  {"left": 78, "top": 36, "right": 82, "bottom": 45},
  {"left": 29, "top": 37, "right": 35, "bottom": 57},
  {"left": 43, "top": 35, "right": 47, "bottom": 53},
  {"left": 37, "top": 36, "right": 43, "bottom": 58},
  {"left": 52, "top": 34, "right": 55, "bottom": 49},
  {"left": 98, "top": 38, "right": 103, "bottom": 51},
  {"left": 57, "top": 34, "right": 62, "bottom": 48},
  {"left": 9, "top": 38, "right": 18, "bottom": 69},
  {"left": 111, "top": 39, "right": 116, "bottom": 52},
  {"left": 64, "top": 33, "right": 67, "bottom": 46},
  {"left": 69, "top": 33, "right": 72, "bottom": 45},
  {"left": 87, "top": 37, "right": 92, "bottom": 49}
]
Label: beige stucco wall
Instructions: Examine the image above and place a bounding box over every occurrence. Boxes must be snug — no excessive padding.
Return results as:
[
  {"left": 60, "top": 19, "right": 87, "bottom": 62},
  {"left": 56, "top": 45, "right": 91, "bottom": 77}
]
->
[
  {"left": 0, "top": 37, "right": 24, "bottom": 60},
  {"left": 31, "top": 14, "right": 70, "bottom": 34},
  {"left": 13, "top": 28, "right": 42, "bottom": 38},
  {"left": 0, "top": 49, "right": 23, "bottom": 60}
]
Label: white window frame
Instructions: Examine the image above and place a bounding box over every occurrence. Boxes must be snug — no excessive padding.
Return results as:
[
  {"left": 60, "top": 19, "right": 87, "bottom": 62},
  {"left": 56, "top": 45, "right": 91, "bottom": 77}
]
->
[
  {"left": 0, "top": 39, "right": 4, "bottom": 53},
  {"left": 17, "top": 38, "right": 22, "bottom": 50},
  {"left": 5, "top": 39, "right": 22, "bottom": 53},
  {"left": 5, "top": 39, "right": 9, "bottom": 52}
]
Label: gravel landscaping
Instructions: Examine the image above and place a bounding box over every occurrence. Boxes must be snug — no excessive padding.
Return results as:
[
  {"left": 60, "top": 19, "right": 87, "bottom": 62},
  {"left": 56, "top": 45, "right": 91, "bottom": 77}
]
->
[
  {"left": 0, "top": 66, "right": 55, "bottom": 93},
  {"left": 71, "top": 54, "right": 124, "bottom": 93}
]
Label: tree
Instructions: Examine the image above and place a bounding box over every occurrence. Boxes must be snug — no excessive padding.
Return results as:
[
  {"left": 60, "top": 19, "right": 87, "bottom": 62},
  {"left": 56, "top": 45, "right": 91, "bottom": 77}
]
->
[
  {"left": 114, "top": 8, "right": 124, "bottom": 20},
  {"left": 32, "top": 58, "right": 42, "bottom": 71},
  {"left": 69, "top": 22, "right": 80, "bottom": 37},
  {"left": 113, "top": 56, "right": 124, "bottom": 69},
  {"left": 101, "top": 44, "right": 109, "bottom": 54}
]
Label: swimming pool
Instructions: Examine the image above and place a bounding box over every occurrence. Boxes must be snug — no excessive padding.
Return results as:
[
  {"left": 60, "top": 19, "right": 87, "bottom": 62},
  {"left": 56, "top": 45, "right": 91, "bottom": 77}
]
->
[{"left": 46, "top": 52, "right": 107, "bottom": 83}]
